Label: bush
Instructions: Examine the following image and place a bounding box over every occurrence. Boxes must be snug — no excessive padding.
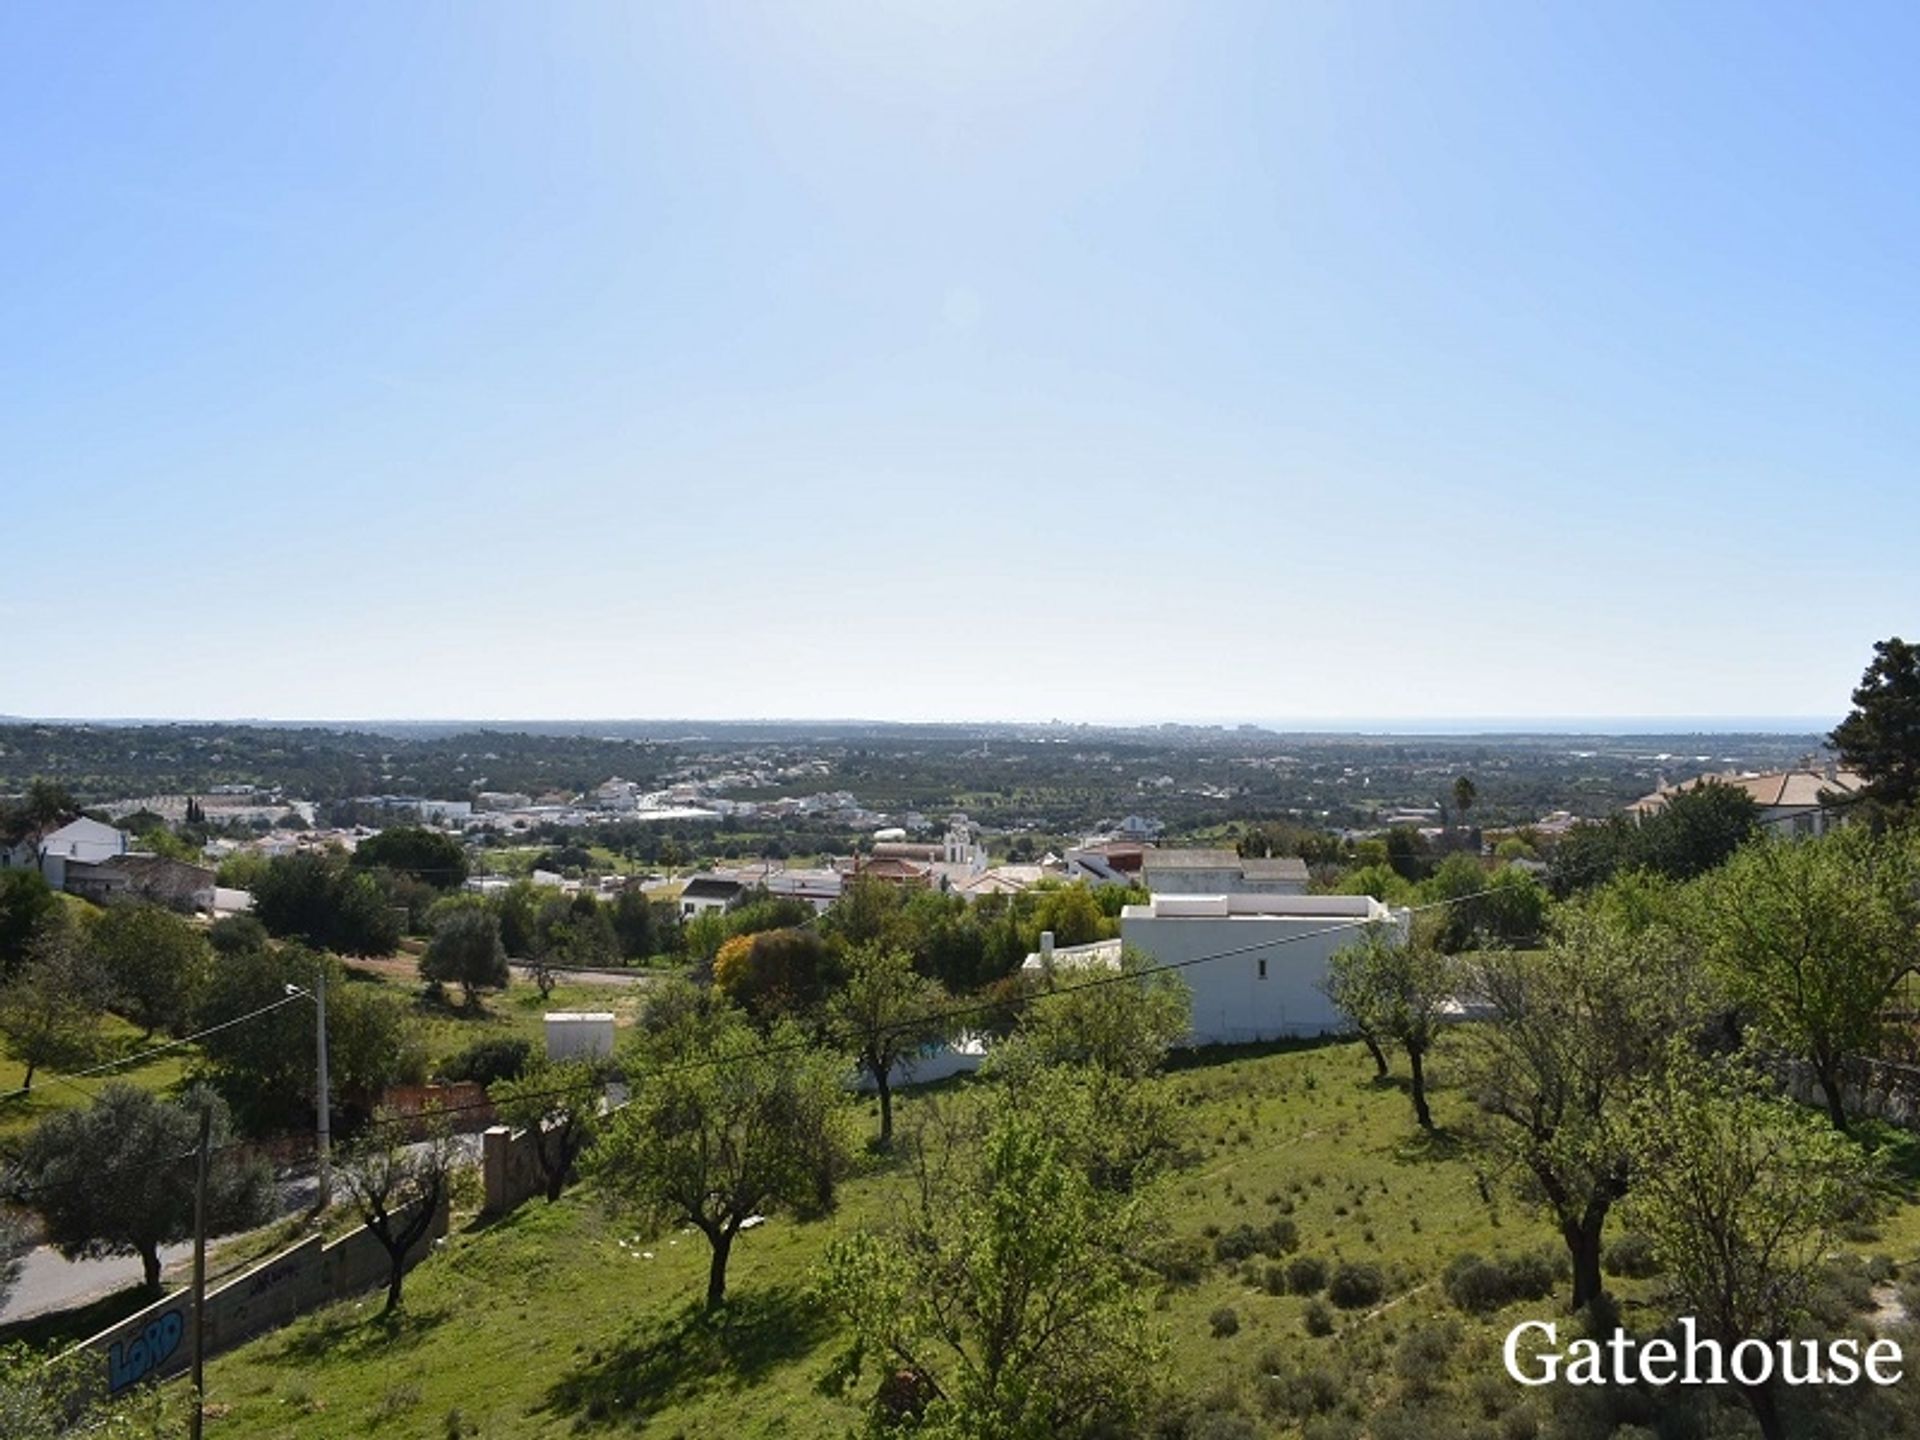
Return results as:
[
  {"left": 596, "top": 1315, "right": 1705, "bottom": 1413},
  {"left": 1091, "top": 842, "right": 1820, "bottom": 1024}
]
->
[
  {"left": 1212, "top": 1217, "right": 1299, "bottom": 1263},
  {"left": 1602, "top": 1233, "right": 1661, "bottom": 1279},
  {"left": 1327, "top": 1261, "right": 1386, "bottom": 1309},
  {"left": 1187, "top": 1412, "right": 1258, "bottom": 1440},
  {"left": 1303, "top": 1299, "right": 1335, "bottom": 1336},
  {"left": 1209, "top": 1306, "right": 1241, "bottom": 1338},
  {"left": 1394, "top": 1321, "right": 1458, "bottom": 1398},
  {"left": 1149, "top": 1233, "right": 1214, "bottom": 1286},
  {"left": 1442, "top": 1251, "right": 1559, "bottom": 1313},
  {"left": 1286, "top": 1254, "right": 1330, "bottom": 1295},
  {"left": 437, "top": 1036, "right": 531, "bottom": 1087}
]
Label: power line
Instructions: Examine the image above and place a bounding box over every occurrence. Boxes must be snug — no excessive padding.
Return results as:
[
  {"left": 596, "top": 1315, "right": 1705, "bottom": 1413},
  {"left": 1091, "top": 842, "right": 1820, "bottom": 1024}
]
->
[
  {"left": 0, "top": 820, "right": 1828, "bottom": 1201},
  {"left": 0, "top": 993, "right": 310, "bottom": 1105}
]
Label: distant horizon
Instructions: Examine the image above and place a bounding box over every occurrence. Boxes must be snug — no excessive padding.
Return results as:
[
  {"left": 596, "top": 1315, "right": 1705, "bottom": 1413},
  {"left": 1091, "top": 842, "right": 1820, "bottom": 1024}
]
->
[{"left": 0, "top": 712, "right": 1843, "bottom": 739}]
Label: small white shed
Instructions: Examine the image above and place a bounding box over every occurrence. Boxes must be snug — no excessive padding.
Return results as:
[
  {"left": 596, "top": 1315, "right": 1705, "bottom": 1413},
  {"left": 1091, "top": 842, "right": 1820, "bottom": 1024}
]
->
[{"left": 544, "top": 1011, "right": 616, "bottom": 1062}]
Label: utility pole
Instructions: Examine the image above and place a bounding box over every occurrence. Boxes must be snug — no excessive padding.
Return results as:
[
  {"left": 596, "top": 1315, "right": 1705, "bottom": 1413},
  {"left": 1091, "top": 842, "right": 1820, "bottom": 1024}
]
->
[
  {"left": 315, "top": 968, "right": 331, "bottom": 1210},
  {"left": 190, "top": 1103, "right": 211, "bottom": 1440}
]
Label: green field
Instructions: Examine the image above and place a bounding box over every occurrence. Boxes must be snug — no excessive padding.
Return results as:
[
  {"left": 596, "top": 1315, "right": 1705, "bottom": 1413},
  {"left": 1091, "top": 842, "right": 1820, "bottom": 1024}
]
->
[
  {"left": 187, "top": 1038, "right": 1920, "bottom": 1440},
  {"left": 0, "top": 1013, "right": 195, "bottom": 1145}
]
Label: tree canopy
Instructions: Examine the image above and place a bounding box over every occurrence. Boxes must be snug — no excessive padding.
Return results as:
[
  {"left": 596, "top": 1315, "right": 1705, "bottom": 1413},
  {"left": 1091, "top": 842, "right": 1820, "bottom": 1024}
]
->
[
  {"left": 350, "top": 826, "right": 469, "bottom": 888},
  {"left": 88, "top": 901, "right": 211, "bottom": 1038},
  {"left": 4, "top": 1084, "right": 274, "bottom": 1294},
  {"left": 421, "top": 901, "right": 510, "bottom": 1007},
  {"left": 592, "top": 990, "right": 854, "bottom": 1308},
  {"left": 1831, "top": 635, "right": 1920, "bottom": 817},
  {"left": 828, "top": 944, "right": 951, "bottom": 1147},
  {"left": 821, "top": 1081, "right": 1164, "bottom": 1439},
  {"left": 1687, "top": 827, "right": 1919, "bottom": 1131},
  {"left": 252, "top": 852, "right": 402, "bottom": 955}
]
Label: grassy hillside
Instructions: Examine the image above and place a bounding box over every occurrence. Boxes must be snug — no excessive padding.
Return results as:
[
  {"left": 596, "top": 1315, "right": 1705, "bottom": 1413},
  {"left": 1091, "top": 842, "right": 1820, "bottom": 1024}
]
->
[
  {"left": 190, "top": 1036, "right": 1920, "bottom": 1440},
  {"left": 0, "top": 1013, "right": 194, "bottom": 1145}
]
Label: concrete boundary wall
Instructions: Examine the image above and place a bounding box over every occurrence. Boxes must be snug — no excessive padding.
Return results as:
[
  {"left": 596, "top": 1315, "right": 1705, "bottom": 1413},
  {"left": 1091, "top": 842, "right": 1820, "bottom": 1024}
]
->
[
  {"left": 482, "top": 1124, "right": 551, "bottom": 1215},
  {"left": 65, "top": 1195, "right": 449, "bottom": 1399}
]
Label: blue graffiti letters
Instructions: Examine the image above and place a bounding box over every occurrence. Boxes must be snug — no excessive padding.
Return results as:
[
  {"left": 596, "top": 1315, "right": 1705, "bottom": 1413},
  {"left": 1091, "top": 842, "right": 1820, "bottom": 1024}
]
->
[{"left": 107, "top": 1308, "right": 185, "bottom": 1393}]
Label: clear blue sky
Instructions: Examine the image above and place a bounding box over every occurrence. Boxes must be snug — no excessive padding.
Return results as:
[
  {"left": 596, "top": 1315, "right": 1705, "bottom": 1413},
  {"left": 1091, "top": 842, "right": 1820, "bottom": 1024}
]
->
[{"left": 4, "top": 3, "right": 1913, "bottom": 725}]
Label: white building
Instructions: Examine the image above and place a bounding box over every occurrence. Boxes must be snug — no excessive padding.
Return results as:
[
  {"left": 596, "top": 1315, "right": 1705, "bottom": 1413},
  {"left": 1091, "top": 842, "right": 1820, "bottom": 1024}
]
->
[
  {"left": 1625, "top": 761, "right": 1864, "bottom": 840},
  {"left": 6, "top": 817, "right": 129, "bottom": 890},
  {"left": 679, "top": 874, "right": 747, "bottom": 917},
  {"left": 545, "top": 1012, "right": 616, "bottom": 1061},
  {"left": 1023, "top": 893, "right": 1409, "bottom": 1048},
  {"left": 1141, "top": 848, "right": 1309, "bottom": 896}
]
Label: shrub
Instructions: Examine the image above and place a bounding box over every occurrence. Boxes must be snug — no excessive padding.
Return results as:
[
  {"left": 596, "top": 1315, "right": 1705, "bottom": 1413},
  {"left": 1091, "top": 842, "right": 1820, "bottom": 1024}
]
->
[
  {"left": 1327, "top": 1261, "right": 1386, "bottom": 1309},
  {"left": 1150, "top": 1233, "right": 1213, "bottom": 1286},
  {"left": 437, "top": 1036, "right": 531, "bottom": 1087},
  {"left": 1286, "top": 1254, "right": 1329, "bottom": 1295},
  {"left": 1602, "top": 1233, "right": 1661, "bottom": 1279},
  {"left": 1303, "top": 1299, "right": 1336, "bottom": 1336},
  {"left": 1393, "top": 1321, "right": 1458, "bottom": 1398},
  {"left": 1209, "top": 1306, "right": 1241, "bottom": 1338},
  {"left": 1188, "top": 1413, "right": 1258, "bottom": 1440},
  {"left": 1260, "top": 1263, "right": 1289, "bottom": 1296},
  {"left": 1442, "top": 1251, "right": 1558, "bottom": 1313},
  {"left": 1212, "top": 1217, "right": 1299, "bottom": 1263}
]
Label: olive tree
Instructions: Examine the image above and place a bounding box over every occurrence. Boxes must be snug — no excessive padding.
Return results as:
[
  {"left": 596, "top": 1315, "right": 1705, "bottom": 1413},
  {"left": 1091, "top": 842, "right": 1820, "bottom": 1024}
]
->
[
  {"left": 590, "top": 991, "right": 855, "bottom": 1309},
  {"left": 1462, "top": 902, "right": 1708, "bottom": 1310},
  {"left": 4, "top": 1084, "right": 274, "bottom": 1295},
  {"left": 1688, "top": 828, "right": 1918, "bottom": 1132},
  {"left": 421, "top": 901, "right": 510, "bottom": 1008}
]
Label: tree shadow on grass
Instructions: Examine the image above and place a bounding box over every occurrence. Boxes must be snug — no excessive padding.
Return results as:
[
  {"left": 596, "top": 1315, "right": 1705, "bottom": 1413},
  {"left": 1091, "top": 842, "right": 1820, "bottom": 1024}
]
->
[
  {"left": 538, "top": 1284, "right": 834, "bottom": 1428},
  {"left": 265, "top": 1299, "right": 455, "bottom": 1366},
  {"left": 1388, "top": 1126, "right": 1466, "bottom": 1164}
]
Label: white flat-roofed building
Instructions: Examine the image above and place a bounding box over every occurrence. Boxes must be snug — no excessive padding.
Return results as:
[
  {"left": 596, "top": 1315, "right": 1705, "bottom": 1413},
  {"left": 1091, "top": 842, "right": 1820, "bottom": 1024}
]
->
[
  {"left": 1141, "top": 848, "right": 1309, "bottom": 897},
  {"left": 545, "top": 1012, "right": 616, "bottom": 1061},
  {"left": 1120, "top": 893, "right": 1410, "bottom": 1047}
]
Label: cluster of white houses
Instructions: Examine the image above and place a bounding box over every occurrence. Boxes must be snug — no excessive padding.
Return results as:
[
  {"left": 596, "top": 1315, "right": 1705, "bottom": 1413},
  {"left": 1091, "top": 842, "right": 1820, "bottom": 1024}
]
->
[{"left": 0, "top": 815, "right": 244, "bottom": 912}]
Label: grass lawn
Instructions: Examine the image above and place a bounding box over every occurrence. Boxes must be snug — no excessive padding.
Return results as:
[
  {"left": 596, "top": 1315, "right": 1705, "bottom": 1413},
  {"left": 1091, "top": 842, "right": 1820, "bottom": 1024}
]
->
[
  {"left": 0, "top": 1013, "right": 195, "bottom": 1145},
  {"left": 340, "top": 960, "right": 651, "bottom": 1072},
  {"left": 193, "top": 1035, "right": 1920, "bottom": 1440}
]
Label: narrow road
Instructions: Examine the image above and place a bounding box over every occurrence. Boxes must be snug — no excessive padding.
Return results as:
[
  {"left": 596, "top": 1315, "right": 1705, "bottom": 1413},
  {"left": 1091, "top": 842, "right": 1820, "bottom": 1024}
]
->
[{"left": 0, "top": 1138, "right": 477, "bottom": 1329}]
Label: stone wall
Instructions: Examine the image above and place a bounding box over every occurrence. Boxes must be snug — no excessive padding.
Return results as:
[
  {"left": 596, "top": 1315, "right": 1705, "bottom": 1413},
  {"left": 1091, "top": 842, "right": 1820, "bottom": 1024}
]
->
[
  {"left": 68, "top": 1194, "right": 448, "bottom": 1399},
  {"left": 481, "top": 1124, "right": 551, "bottom": 1216}
]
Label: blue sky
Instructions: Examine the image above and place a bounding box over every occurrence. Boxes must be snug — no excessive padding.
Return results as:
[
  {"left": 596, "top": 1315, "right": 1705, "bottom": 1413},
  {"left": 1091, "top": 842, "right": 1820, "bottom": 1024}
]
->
[{"left": 3, "top": 3, "right": 1913, "bottom": 725}]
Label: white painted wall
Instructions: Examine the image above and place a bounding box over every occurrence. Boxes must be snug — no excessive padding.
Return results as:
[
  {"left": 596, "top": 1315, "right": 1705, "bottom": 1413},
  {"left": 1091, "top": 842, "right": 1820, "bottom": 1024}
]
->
[
  {"left": 544, "top": 1012, "right": 616, "bottom": 1061},
  {"left": 1121, "top": 896, "right": 1409, "bottom": 1046}
]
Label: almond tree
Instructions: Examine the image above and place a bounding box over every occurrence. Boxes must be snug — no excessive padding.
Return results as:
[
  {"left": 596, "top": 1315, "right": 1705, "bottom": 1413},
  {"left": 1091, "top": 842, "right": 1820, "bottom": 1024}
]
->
[
  {"left": 590, "top": 991, "right": 854, "bottom": 1309},
  {"left": 339, "top": 1107, "right": 462, "bottom": 1314},
  {"left": 1462, "top": 903, "right": 1708, "bottom": 1310},
  {"left": 1625, "top": 1047, "right": 1875, "bottom": 1440},
  {"left": 828, "top": 945, "right": 950, "bottom": 1147}
]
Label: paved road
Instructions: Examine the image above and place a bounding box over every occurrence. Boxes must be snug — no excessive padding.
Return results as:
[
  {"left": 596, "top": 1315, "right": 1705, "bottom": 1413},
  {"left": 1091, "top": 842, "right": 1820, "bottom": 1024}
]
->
[
  {"left": 0, "top": 1137, "right": 477, "bottom": 1329},
  {"left": 509, "top": 962, "right": 663, "bottom": 988}
]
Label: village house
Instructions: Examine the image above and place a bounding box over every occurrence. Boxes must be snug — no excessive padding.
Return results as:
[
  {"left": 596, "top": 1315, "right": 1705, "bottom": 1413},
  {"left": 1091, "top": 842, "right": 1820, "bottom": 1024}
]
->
[
  {"left": 1140, "top": 847, "right": 1309, "bottom": 896},
  {"left": 678, "top": 874, "right": 748, "bottom": 917},
  {"left": 1025, "top": 893, "right": 1410, "bottom": 1047},
  {"left": 1626, "top": 759, "right": 1865, "bottom": 839}
]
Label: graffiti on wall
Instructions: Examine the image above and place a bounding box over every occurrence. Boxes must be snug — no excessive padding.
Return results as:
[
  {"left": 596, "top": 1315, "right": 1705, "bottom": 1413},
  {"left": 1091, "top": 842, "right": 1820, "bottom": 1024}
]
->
[{"left": 107, "top": 1307, "right": 185, "bottom": 1393}]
